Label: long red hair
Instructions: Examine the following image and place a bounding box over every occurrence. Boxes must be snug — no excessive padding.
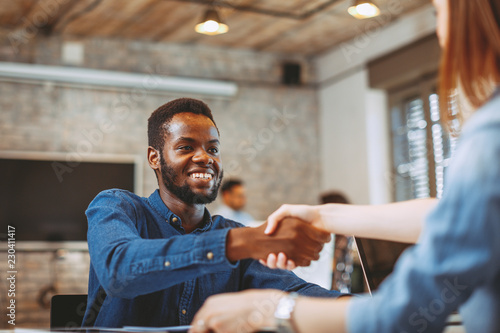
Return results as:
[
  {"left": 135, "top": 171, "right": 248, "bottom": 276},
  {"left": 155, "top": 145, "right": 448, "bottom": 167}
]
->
[{"left": 439, "top": 0, "right": 500, "bottom": 130}]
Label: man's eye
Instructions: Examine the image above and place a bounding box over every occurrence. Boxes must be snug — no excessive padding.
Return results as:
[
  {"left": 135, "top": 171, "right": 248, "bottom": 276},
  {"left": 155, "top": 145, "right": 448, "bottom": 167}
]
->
[
  {"left": 208, "top": 147, "right": 219, "bottom": 154},
  {"left": 178, "top": 146, "right": 192, "bottom": 151}
]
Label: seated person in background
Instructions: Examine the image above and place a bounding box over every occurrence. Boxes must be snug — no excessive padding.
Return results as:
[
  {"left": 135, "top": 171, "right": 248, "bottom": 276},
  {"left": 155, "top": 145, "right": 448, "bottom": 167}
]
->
[
  {"left": 82, "top": 98, "right": 341, "bottom": 328},
  {"left": 214, "top": 179, "right": 255, "bottom": 226}
]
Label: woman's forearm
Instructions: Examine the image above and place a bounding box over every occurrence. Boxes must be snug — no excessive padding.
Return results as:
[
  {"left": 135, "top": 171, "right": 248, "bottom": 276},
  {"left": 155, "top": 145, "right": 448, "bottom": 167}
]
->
[
  {"left": 293, "top": 297, "right": 350, "bottom": 333},
  {"left": 319, "top": 198, "right": 438, "bottom": 243}
]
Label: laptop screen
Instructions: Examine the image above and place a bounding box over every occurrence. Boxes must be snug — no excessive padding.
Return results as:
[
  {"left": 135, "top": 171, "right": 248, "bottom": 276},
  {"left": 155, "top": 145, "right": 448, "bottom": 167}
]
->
[
  {"left": 354, "top": 237, "right": 412, "bottom": 294},
  {"left": 354, "top": 237, "right": 463, "bottom": 325}
]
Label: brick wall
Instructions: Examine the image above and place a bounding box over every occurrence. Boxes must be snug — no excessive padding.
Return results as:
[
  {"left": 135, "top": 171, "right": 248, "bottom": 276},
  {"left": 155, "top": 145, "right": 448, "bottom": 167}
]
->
[
  {"left": 0, "top": 35, "right": 320, "bottom": 217},
  {"left": 0, "top": 35, "right": 321, "bottom": 327},
  {"left": 1, "top": 247, "right": 90, "bottom": 328}
]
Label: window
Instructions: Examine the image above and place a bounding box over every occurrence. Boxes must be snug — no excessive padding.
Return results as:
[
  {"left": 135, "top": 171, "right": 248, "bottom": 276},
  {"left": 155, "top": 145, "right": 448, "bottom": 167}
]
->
[{"left": 389, "top": 78, "right": 457, "bottom": 201}]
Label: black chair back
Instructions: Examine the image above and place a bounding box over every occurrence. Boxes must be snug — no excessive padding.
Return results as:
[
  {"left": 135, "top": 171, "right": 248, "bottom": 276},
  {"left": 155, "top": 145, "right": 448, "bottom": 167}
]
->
[{"left": 50, "top": 294, "right": 88, "bottom": 329}]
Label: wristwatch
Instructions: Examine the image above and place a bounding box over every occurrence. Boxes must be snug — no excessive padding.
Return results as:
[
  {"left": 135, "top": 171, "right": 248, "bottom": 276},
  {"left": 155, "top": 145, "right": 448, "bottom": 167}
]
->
[{"left": 274, "top": 292, "right": 299, "bottom": 333}]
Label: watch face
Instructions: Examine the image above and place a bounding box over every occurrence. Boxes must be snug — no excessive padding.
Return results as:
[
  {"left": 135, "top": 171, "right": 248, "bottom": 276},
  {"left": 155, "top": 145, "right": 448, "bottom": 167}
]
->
[
  {"left": 276, "top": 299, "right": 294, "bottom": 319},
  {"left": 274, "top": 293, "right": 299, "bottom": 333}
]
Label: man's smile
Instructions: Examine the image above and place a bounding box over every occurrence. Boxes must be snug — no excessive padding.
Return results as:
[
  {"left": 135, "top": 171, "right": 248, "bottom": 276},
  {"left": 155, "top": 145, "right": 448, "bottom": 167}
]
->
[{"left": 189, "top": 172, "right": 214, "bottom": 181}]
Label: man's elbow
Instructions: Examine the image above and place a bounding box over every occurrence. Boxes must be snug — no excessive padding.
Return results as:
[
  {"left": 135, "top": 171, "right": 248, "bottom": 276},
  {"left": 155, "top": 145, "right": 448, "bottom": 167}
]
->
[
  {"left": 97, "top": 264, "right": 137, "bottom": 299},
  {"left": 100, "top": 273, "right": 137, "bottom": 299}
]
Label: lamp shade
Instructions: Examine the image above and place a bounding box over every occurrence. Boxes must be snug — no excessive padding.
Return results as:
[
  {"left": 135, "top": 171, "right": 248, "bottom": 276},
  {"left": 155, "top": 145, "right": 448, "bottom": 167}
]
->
[
  {"left": 348, "top": 0, "right": 380, "bottom": 19},
  {"left": 195, "top": 8, "right": 228, "bottom": 35}
]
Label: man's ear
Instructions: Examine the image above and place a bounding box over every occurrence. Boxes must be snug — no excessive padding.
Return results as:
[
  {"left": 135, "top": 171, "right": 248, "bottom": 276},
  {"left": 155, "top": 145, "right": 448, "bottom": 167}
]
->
[{"left": 147, "top": 146, "right": 160, "bottom": 172}]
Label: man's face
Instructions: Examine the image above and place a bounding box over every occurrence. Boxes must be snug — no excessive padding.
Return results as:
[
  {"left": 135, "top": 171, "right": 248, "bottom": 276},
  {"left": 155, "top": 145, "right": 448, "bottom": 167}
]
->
[
  {"left": 159, "top": 112, "right": 223, "bottom": 205},
  {"left": 224, "top": 185, "right": 247, "bottom": 211}
]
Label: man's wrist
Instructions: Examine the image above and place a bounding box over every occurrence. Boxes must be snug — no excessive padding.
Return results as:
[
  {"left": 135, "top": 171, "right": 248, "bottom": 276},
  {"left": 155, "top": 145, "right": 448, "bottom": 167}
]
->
[{"left": 226, "top": 227, "right": 255, "bottom": 262}]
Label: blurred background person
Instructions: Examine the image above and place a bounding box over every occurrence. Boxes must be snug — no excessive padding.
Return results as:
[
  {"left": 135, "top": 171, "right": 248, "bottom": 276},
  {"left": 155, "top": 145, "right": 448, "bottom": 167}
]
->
[
  {"left": 320, "top": 192, "right": 364, "bottom": 294},
  {"left": 214, "top": 179, "right": 254, "bottom": 226}
]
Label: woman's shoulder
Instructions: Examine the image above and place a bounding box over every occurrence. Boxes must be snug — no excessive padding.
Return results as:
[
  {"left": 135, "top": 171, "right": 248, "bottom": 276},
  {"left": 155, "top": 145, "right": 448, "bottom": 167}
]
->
[{"left": 462, "top": 90, "right": 500, "bottom": 137}]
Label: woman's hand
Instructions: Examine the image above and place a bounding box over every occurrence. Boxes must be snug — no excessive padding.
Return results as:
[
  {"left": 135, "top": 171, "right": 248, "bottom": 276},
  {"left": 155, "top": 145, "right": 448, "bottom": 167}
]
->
[
  {"left": 265, "top": 204, "right": 326, "bottom": 235},
  {"left": 189, "top": 289, "right": 285, "bottom": 333},
  {"left": 260, "top": 205, "right": 328, "bottom": 270}
]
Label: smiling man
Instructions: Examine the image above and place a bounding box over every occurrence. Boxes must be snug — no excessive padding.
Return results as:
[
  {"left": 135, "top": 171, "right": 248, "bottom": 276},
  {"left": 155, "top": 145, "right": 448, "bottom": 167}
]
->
[{"left": 82, "top": 98, "right": 342, "bottom": 328}]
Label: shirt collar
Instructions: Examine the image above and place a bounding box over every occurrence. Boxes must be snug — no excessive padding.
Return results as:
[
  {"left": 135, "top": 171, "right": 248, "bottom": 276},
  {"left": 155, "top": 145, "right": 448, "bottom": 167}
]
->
[{"left": 147, "top": 189, "right": 213, "bottom": 232}]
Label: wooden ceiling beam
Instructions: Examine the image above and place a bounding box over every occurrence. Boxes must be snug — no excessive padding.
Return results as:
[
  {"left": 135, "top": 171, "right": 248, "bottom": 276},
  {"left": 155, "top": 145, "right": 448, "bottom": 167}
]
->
[
  {"left": 0, "top": 0, "right": 37, "bottom": 28},
  {"left": 52, "top": 0, "right": 104, "bottom": 35},
  {"left": 163, "top": 0, "right": 343, "bottom": 20},
  {"left": 253, "top": 0, "right": 347, "bottom": 54},
  {"left": 88, "top": 0, "right": 160, "bottom": 38},
  {"left": 108, "top": 0, "right": 177, "bottom": 39}
]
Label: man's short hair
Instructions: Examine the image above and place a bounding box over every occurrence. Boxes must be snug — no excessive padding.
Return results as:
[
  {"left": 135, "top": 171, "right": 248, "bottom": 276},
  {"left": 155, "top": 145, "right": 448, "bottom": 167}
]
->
[
  {"left": 221, "top": 179, "right": 243, "bottom": 194},
  {"left": 148, "top": 98, "right": 219, "bottom": 151}
]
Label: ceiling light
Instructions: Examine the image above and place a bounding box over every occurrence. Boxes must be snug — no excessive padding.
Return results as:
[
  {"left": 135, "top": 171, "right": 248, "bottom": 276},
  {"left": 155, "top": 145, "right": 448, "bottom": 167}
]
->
[
  {"left": 348, "top": 0, "right": 380, "bottom": 19},
  {"left": 195, "top": 8, "right": 228, "bottom": 35}
]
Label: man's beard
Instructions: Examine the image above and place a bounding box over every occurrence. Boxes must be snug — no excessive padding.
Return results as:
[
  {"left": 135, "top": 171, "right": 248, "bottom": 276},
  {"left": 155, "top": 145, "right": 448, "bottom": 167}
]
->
[{"left": 160, "top": 155, "right": 223, "bottom": 205}]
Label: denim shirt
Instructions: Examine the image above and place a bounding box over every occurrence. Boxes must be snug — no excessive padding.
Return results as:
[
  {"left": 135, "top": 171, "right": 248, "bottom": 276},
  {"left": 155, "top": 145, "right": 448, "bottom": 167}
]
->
[
  {"left": 348, "top": 89, "right": 500, "bottom": 332},
  {"left": 83, "top": 189, "right": 341, "bottom": 327}
]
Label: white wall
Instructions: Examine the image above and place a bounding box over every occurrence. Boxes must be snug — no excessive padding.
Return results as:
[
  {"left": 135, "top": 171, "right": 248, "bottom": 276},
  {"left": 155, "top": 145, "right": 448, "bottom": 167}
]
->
[
  {"left": 365, "top": 89, "right": 391, "bottom": 205},
  {"left": 315, "top": 4, "right": 436, "bottom": 205},
  {"left": 318, "top": 69, "right": 371, "bottom": 204}
]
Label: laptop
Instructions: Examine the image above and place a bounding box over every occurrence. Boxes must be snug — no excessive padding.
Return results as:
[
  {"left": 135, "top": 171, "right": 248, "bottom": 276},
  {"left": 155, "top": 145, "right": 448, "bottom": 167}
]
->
[
  {"left": 354, "top": 237, "right": 410, "bottom": 295},
  {"left": 354, "top": 237, "right": 463, "bottom": 326}
]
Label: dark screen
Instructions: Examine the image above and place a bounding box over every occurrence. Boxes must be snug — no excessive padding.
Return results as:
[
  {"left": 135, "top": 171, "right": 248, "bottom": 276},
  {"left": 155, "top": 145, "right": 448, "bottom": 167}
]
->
[
  {"left": 355, "top": 237, "right": 412, "bottom": 291},
  {"left": 0, "top": 158, "right": 135, "bottom": 241}
]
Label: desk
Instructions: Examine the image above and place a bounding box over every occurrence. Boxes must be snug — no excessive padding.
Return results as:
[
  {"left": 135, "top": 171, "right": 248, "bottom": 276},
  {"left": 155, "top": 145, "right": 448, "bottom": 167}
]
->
[{"left": 1, "top": 326, "right": 467, "bottom": 333}]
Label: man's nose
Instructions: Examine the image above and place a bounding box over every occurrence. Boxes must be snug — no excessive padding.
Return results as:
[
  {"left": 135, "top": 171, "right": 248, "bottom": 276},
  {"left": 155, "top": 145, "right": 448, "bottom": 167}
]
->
[{"left": 192, "top": 150, "right": 214, "bottom": 165}]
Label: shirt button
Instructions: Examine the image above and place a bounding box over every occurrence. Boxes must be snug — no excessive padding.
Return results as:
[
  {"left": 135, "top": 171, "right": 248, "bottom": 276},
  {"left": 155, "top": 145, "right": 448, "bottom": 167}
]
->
[
  {"left": 206, "top": 252, "right": 214, "bottom": 260},
  {"left": 164, "top": 261, "right": 171, "bottom": 267},
  {"left": 182, "top": 309, "right": 187, "bottom": 315},
  {"left": 172, "top": 217, "right": 178, "bottom": 223}
]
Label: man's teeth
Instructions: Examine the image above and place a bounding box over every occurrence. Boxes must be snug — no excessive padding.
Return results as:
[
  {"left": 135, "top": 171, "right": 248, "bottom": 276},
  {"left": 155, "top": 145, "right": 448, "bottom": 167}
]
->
[{"left": 190, "top": 173, "right": 213, "bottom": 180}]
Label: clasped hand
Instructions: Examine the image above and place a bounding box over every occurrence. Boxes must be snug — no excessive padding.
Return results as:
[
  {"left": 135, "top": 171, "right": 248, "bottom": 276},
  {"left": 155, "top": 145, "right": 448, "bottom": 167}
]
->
[
  {"left": 227, "top": 204, "right": 329, "bottom": 268},
  {"left": 262, "top": 204, "right": 328, "bottom": 269},
  {"left": 256, "top": 216, "right": 330, "bottom": 268}
]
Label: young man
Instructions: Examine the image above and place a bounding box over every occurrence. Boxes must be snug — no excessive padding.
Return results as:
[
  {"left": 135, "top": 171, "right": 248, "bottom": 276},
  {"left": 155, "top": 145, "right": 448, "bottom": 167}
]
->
[
  {"left": 82, "top": 98, "right": 342, "bottom": 328},
  {"left": 214, "top": 179, "right": 255, "bottom": 226}
]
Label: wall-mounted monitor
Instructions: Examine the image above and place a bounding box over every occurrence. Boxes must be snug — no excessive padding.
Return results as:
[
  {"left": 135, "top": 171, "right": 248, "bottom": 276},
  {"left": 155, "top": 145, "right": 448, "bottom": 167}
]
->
[{"left": 0, "top": 151, "right": 143, "bottom": 242}]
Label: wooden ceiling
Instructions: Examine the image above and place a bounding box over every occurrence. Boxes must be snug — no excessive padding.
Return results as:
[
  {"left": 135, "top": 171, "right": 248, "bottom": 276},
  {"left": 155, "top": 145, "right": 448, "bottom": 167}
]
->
[{"left": 1, "top": 0, "right": 431, "bottom": 56}]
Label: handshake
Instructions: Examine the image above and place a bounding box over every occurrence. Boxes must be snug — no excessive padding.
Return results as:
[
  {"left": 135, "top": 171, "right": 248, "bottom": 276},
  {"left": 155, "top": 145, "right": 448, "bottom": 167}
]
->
[{"left": 226, "top": 205, "right": 331, "bottom": 268}]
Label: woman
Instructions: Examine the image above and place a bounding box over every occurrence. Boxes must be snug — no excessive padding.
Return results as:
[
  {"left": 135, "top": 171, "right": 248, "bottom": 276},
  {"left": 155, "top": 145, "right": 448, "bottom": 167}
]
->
[{"left": 190, "top": 0, "right": 500, "bottom": 332}]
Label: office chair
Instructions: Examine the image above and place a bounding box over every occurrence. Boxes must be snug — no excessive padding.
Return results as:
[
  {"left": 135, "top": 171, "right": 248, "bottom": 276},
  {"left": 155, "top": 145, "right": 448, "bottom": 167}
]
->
[{"left": 50, "top": 294, "right": 88, "bottom": 329}]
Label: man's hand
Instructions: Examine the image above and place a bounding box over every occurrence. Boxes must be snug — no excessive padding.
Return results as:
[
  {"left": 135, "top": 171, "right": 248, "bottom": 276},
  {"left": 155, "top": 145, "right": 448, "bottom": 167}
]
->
[{"left": 226, "top": 218, "right": 331, "bottom": 267}]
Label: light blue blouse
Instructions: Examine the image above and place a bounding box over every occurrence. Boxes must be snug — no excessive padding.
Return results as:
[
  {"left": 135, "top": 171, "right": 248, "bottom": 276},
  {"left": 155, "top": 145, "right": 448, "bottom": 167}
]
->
[{"left": 348, "top": 89, "right": 500, "bottom": 333}]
